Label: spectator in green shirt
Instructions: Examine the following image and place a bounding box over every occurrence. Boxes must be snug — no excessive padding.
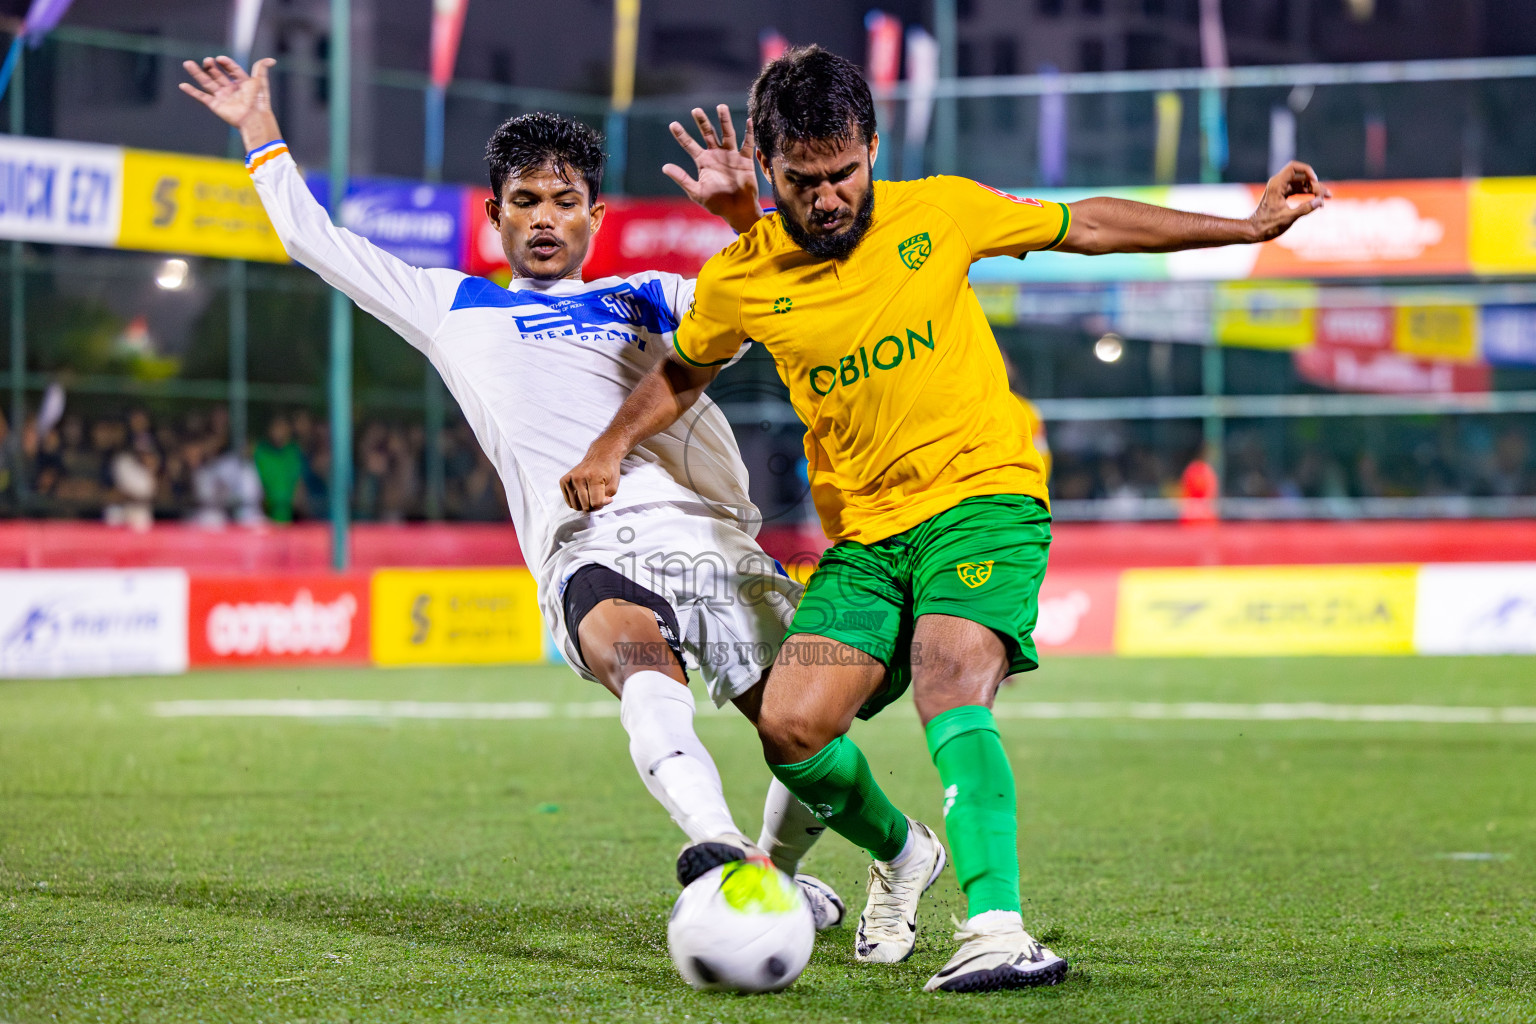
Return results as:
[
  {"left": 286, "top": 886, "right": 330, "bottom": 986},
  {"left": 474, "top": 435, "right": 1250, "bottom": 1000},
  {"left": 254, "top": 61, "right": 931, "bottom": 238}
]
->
[{"left": 253, "top": 415, "right": 304, "bottom": 523}]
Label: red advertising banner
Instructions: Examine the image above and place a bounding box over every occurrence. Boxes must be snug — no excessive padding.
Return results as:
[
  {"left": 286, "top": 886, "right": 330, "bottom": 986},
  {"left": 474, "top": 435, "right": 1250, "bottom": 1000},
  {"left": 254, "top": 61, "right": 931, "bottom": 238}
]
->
[
  {"left": 1293, "top": 345, "right": 1490, "bottom": 394},
  {"left": 582, "top": 199, "right": 741, "bottom": 280},
  {"left": 188, "top": 574, "right": 370, "bottom": 666},
  {"left": 461, "top": 193, "right": 744, "bottom": 282},
  {"left": 1032, "top": 569, "right": 1119, "bottom": 654}
]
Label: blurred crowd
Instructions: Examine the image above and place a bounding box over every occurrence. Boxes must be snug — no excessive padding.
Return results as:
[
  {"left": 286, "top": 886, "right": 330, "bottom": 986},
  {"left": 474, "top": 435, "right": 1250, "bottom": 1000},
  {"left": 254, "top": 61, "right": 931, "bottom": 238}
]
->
[
  {"left": 0, "top": 403, "right": 1531, "bottom": 527},
  {"left": 1049, "top": 423, "right": 1535, "bottom": 509},
  {"left": 0, "top": 404, "right": 510, "bottom": 528}
]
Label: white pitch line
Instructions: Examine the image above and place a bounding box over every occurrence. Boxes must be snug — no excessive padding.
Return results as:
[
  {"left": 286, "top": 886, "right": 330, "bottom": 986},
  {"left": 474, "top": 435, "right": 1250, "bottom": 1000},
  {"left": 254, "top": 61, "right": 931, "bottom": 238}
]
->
[
  {"left": 150, "top": 699, "right": 1536, "bottom": 725},
  {"left": 152, "top": 699, "right": 618, "bottom": 720},
  {"left": 988, "top": 701, "right": 1536, "bottom": 723}
]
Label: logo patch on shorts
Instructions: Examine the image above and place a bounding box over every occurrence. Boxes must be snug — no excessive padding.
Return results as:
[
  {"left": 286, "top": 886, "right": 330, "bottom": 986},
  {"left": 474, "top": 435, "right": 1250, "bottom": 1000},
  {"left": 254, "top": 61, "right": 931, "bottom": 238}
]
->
[{"left": 956, "top": 561, "right": 994, "bottom": 588}]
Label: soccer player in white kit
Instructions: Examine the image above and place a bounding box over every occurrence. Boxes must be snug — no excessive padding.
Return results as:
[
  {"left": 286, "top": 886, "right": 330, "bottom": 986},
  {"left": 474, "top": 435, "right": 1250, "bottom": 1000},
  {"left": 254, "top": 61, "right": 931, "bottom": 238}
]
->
[{"left": 179, "top": 55, "right": 843, "bottom": 926}]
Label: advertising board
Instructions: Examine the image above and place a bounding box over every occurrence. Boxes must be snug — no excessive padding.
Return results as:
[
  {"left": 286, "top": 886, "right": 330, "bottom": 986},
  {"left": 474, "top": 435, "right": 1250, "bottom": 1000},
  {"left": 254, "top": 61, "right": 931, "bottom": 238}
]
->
[
  {"left": 0, "top": 569, "right": 188, "bottom": 677},
  {"left": 1115, "top": 565, "right": 1418, "bottom": 657},
  {"left": 189, "top": 575, "right": 369, "bottom": 666},
  {"left": 371, "top": 568, "right": 543, "bottom": 666}
]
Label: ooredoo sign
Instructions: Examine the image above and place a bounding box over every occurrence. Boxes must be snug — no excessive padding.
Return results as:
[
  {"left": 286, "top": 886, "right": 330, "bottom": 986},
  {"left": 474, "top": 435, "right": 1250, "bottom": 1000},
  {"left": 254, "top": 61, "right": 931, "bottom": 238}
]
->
[{"left": 188, "top": 575, "right": 369, "bottom": 666}]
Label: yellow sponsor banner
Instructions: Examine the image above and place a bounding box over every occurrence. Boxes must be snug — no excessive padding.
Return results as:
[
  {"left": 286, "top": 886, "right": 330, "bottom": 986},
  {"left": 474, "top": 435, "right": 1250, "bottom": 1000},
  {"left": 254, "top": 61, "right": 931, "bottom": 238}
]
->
[
  {"left": 1469, "top": 176, "right": 1536, "bottom": 276},
  {"left": 1213, "top": 281, "right": 1316, "bottom": 350},
  {"left": 1115, "top": 564, "right": 1418, "bottom": 657},
  {"left": 371, "top": 568, "right": 544, "bottom": 666},
  {"left": 117, "top": 149, "right": 289, "bottom": 262},
  {"left": 1394, "top": 302, "right": 1478, "bottom": 363},
  {"left": 972, "top": 283, "right": 1017, "bottom": 326}
]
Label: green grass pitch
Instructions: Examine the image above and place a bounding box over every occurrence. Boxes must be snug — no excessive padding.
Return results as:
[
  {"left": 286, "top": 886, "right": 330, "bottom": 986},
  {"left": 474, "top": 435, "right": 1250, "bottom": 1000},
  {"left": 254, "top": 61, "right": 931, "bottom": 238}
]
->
[{"left": 3, "top": 656, "right": 1535, "bottom": 1023}]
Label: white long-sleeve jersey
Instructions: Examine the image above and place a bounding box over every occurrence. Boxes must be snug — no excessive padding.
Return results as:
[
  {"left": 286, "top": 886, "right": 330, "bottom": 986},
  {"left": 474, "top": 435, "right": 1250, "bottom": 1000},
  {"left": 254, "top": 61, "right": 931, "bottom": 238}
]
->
[{"left": 248, "top": 141, "right": 760, "bottom": 583}]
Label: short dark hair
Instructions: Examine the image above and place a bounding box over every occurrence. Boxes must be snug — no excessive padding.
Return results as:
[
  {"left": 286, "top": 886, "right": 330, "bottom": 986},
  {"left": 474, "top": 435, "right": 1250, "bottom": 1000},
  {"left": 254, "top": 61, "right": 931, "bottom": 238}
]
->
[
  {"left": 484, "top": 111, "right": 605, "bottom": 202},
  {"left": 749, "top": 45, "right": 877, "bottom": 160}
]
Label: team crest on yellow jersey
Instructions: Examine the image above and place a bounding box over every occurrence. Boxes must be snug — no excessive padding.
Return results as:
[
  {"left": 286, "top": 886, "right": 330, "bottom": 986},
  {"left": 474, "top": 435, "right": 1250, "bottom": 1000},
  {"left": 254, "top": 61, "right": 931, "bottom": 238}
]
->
[
  {"left": 898, "top": 232, "right": 932, "bottom": 270},
  {"left": 956, "top": 561, "right": 994, "bottom": 588}
]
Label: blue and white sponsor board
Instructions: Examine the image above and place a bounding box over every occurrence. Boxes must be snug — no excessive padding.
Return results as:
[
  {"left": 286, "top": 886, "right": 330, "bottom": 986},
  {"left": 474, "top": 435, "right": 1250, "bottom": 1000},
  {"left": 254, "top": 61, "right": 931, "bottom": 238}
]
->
[
  {"left": 0, "top": 569, "right": 189, "bottom": 677},
  {"left": 307, "top": 173, "right": 465, "bottom": 269},
  {"left": 1414, "top": 563, "right": 1536, "bottom": 655},
  {"left": 0, "top": 135, "right": 123, "bottom": 247},
  {"left": 1480, "top": 305, "right": 1536, "bottom": 367}
]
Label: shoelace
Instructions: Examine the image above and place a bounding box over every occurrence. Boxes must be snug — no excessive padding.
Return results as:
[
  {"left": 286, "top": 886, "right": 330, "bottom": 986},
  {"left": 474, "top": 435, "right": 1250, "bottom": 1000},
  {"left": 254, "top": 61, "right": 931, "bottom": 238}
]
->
[{"left": 863, "top": 863, "right": 919, "bottom": 933}]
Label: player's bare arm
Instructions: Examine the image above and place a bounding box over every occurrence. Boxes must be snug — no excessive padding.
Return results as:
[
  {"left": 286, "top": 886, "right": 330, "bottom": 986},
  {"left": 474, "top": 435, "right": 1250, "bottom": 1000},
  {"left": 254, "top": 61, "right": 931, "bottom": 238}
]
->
[
  {"left": 665, "top": 105, "right": 762, "bottom": 234},
  {"left": 560, "top": 355, "right": 717, "bottom": 512},
  {"left": 178, "top": 56, "right": 281, "bottom": 151},
  {"left": 1057, "top": 160, "right": 1329, "bottom": 255}
]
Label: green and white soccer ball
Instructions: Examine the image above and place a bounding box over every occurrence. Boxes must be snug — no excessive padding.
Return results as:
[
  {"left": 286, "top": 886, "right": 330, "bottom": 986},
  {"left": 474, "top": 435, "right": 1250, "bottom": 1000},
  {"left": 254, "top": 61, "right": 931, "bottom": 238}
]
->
[{"left": 667, "top": 861, "right": 815, "bottom": 993}]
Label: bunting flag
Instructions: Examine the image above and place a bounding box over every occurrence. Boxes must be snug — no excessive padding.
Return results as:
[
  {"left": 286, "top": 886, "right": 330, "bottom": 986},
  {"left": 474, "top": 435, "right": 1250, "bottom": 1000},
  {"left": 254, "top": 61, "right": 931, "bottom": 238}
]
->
[
  {"left": 864, "top": 11, "right": 902, "bottom": 89},
  {"left": 759, "top": 28, "right": 788, "bottom": 66},
  {"left": 425, "top": 0, "right": 470, "bottom": 181},
  {"left": 900, "top": 27, "right": 937, "bottom": 179},
  {"left": 1038, "top": 65, "right": 1066, "bottom": 187},
  {"left": 0, "top": 0, "right": 77, "bottom": 100},
  {"left": 865, "top": 11, "right": 902, "bottom": 179},
  {"left": 230, "top": 0, "right": 264, "bottom": 63},
  {"left": 430, "top": 0, "right": 470, "bottom": 89}
]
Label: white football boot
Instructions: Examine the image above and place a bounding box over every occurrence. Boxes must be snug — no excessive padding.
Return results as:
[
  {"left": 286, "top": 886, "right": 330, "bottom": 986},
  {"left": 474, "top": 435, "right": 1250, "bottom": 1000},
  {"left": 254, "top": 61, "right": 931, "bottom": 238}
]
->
[
  {"left": 795, "top": 873, "right": 847, "bottom": 930},
  {"left": 675, "top": 832, "right": 768, "bottom": 886},
  {"left": 923, "top": 911, "right": 1068, "bottom": 992},
  {"left": 854, "top": 819, "right": 948, "bottom": 964}
]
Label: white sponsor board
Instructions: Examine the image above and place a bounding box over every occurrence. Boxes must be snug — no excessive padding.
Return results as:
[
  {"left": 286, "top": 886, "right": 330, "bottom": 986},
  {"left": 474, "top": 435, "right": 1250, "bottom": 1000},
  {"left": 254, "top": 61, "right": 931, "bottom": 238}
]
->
[
  {"left": 0, "top": 570, "right": 188, "bottom": 677},
  {"left": 1414, "top": 563, "right": 1536, "bottom": 655},
  {"left": 0, "top": 136, "right": 124, "bottom": 247}
]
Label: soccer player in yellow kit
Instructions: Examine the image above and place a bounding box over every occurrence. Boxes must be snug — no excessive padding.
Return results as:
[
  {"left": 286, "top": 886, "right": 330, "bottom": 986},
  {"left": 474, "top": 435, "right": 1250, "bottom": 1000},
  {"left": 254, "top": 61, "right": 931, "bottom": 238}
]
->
[{"left": 564, "top": 46, "right": 1327, "bottom": 993}]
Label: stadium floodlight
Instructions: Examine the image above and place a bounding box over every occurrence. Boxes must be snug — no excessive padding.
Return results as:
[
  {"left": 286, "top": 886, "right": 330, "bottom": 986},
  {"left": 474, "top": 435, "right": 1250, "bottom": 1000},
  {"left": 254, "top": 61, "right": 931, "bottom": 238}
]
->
[
  {"left": 1094, "top": 332, "right": 1124, "bottom": 363},
  {"left": 155, "top": 258, "right": 190, "bottom": 290}
]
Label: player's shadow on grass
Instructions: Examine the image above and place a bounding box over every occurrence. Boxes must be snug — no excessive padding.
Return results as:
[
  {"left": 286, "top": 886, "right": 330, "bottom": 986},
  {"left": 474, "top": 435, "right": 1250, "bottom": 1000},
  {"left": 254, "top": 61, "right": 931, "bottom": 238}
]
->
[{"left": 88, "top": 878, "right": 679, "bottom": 981}]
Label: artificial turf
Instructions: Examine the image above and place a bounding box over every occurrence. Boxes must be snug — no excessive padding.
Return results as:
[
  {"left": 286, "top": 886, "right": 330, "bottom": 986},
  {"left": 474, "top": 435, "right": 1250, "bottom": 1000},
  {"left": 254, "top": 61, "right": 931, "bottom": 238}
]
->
[{"left": 2, "top": 656, "right": 1534, "bottom": 1023}]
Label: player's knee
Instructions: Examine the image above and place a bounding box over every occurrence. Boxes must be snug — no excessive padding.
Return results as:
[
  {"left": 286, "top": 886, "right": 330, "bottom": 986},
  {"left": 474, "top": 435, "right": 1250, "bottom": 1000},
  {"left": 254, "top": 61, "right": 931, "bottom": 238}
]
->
[{"left": 756, "top": 706, "right": 841, "bottom": 765}]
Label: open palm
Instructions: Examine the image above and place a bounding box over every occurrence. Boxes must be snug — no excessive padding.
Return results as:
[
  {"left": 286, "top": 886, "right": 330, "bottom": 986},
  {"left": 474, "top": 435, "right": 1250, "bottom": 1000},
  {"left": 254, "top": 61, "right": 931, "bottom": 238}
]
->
[
  {"left": 178, "top": 56, "right": 275, "bottom": 129},
  {"left": 663, "top": 105, "right": 762, "bottom": 233}
]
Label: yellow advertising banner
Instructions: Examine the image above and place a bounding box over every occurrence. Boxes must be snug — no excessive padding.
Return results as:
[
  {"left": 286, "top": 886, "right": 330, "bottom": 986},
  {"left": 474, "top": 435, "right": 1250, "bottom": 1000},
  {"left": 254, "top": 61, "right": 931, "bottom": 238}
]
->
[
  {"left": 371, "top": 568, "right": 544, "bottom": 666},
  {"left": 117, "top": 149, "right": 289, "bottom": 262},
  {"left": 1469, "top": 177, "right": 1536, "bottom": 276},
  {"left": 1213, "top": 282, "right": 1317, "bottom": 350},
  {"left": 1115, "top": 565, "right": 1418, "bottom": 656},
  {"left": 973, "top": 282, "right": 1018, "bottom": 326},
  {"left": 1394, "top": 302, "right": 1479, "bottom": 363}
]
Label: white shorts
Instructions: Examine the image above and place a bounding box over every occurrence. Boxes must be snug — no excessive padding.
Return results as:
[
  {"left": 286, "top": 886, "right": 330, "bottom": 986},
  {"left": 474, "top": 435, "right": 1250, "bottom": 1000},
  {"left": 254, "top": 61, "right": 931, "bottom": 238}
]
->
[{"left": 541, "top": 505, "right": 802, "bottom": 706}]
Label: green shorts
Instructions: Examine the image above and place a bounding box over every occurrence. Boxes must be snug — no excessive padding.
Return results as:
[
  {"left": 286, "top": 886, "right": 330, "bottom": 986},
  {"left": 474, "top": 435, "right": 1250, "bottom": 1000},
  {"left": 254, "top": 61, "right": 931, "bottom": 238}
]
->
[{"left": 786, "top": 494, "right": 1051, "bottom": 720}]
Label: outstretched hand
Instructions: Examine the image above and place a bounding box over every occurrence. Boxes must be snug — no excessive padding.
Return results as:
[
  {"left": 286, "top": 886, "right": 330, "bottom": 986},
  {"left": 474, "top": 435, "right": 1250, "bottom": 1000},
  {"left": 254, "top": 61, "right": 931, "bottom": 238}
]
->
[
  {"left": 1249, "top": 160, "right": 1330, "bottom": 241},
  {"left": 663, "top": 105, "right": 763, "bottom": 234},
  {"left": 178, "top": 56, "right": 282, "bottom": 152}
]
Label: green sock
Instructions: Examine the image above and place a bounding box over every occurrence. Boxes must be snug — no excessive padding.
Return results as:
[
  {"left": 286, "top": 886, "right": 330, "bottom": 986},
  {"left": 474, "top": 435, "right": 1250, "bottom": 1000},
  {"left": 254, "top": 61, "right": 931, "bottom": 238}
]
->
[
  {"left": 770, "top": 735, "right": 909, "bottom": 862},
  {"left": 926, "top": 705, "right": 1021, "bottom": 917}
]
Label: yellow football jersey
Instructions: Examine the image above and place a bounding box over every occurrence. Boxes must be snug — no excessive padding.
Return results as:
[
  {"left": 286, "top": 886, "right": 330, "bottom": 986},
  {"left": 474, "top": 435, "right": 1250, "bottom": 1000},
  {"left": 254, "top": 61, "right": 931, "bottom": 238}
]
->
[{"left": 675, "top": 175, "right": 1068, "bottom": 545}]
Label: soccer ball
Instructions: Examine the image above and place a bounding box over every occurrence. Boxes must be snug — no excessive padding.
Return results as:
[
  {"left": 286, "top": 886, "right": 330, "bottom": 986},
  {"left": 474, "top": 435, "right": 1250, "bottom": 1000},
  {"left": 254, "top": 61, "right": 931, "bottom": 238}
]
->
[{"left": 667, "top": 860, "right": 815, "bottom": 993}]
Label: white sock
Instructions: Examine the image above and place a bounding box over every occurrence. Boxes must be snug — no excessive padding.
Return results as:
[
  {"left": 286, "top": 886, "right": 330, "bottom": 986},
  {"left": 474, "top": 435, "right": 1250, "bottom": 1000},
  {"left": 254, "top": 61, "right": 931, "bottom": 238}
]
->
[
  {"left": 619, "top": 670, "right": 738, "bottom": 843},
  {"left": 756, "top": 777, "right": 826, "bottom": 875},
  {"left": 884, "top": 819, "right": 921, "bottom": 870},
  {"left": 967, "top": 909, "right": 1024, "bottom": 933}
]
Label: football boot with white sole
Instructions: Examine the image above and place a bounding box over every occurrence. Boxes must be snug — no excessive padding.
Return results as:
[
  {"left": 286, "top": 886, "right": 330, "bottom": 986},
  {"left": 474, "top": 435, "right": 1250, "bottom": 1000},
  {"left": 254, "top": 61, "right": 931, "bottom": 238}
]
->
[
  {"left": 675, "top": 832, "right": 768, "bottom": 887},
  {"left": 854, "top": 819, "right": 947, "bottom": 964},
  {"left": 795, "top": 873, "right": 847, "bottom": 930},
  {"left": 923, "top": 913, "right": 1068, "bottom": 992}
]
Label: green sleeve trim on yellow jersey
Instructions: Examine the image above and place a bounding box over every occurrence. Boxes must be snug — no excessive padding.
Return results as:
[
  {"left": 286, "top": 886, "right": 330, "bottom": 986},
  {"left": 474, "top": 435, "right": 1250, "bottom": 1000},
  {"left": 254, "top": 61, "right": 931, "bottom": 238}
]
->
[
  {"left": 1044, "top": 201, "right": 1072, "bottom": 250},
  {"left": 671, "top": 334, "right": 734, "bottom": 368}
]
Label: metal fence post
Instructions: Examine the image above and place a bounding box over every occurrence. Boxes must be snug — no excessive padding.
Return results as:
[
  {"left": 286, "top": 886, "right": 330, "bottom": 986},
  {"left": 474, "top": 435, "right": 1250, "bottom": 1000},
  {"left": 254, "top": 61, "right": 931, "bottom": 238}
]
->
[
  {"left": 7, "top": 44, "right": 23, "bottom": 509},
  {"left": 328, "top": 0, "right": 353, "bottom": 569}
]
